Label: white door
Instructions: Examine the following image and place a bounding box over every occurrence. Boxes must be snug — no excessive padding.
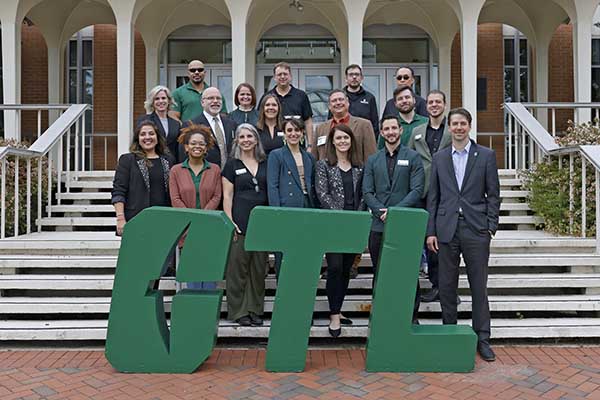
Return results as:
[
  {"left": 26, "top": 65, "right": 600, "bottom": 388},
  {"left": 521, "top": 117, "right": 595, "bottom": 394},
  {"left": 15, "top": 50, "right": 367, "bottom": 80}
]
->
[{"left": 361, "top": 68, "right": 387, "bottom": 112}]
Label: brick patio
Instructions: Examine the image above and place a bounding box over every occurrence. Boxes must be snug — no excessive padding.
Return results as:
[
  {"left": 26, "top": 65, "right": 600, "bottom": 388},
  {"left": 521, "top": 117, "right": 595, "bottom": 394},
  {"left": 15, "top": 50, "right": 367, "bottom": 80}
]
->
[{"left": 1, "top": 347, "right": 600, "bottom": 399}]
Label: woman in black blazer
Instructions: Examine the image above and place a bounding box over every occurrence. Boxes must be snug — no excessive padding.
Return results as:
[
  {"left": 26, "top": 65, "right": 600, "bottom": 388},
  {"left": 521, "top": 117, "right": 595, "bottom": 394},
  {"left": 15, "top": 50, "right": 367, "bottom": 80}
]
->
[
  {"left": 136, "top": 85, "right": 182, "bottom": 161},
  {"left": 111, "top": 121, "right": 175, "bottom": 236},
  {"left": 315, "top": 124, "right": 364, "bottom": 337}
]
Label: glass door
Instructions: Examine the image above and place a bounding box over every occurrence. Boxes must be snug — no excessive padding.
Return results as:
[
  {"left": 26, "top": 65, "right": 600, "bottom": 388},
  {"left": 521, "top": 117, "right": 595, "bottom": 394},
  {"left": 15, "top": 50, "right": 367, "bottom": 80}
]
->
[
  {"left": 362, "top": 68, "right": 387, "bottom": 112},
  {"left": 167, "top": 65, "right": 233, "bottom": 111},
  {"left": 298, "top": 68, "right": 340, "bottom": 124}
]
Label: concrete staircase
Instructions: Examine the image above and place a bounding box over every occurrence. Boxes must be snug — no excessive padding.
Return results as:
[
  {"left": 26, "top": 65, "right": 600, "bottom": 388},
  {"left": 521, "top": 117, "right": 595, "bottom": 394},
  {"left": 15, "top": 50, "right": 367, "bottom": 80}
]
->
[{"left": 1, "top": 170, "right": 599, "bottom": 341}]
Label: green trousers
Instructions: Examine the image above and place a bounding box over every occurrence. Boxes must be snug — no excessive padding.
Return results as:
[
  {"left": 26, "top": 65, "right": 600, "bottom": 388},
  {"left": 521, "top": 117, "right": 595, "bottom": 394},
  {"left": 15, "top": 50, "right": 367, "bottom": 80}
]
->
[{"left": 226, "top": 234, "right": 268, "bottom": 321}]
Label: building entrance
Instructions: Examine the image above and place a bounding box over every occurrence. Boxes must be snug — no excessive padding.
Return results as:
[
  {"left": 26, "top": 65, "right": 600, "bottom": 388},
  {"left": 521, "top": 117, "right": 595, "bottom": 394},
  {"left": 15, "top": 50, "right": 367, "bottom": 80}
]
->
[{"left": 362, "top": 65, "right": 430, "bottom": 112}]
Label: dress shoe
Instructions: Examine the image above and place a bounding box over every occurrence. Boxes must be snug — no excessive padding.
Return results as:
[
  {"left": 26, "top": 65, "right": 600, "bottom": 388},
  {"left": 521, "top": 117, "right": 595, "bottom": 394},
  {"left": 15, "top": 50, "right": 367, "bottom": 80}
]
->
[
  {"left": 477, "top": 341, "right": 496, "bottom": 362},
  {"left": 339, "top": 316, "right": 353, "bottom": 325},
  {"left": 249, "top": 312, "right": 263, "bottom": 326},
  {"left": 456, "top": 295, "right": 462, "bottom": 305},
  {"left": 421, "top": 288, "right": 439, "bottom": 302},
  {"left": 328, "top": 324, "right": 341, "bottom": 338},
  {"left": 235, "top": 315, "right": 252, "bottom": 327}
]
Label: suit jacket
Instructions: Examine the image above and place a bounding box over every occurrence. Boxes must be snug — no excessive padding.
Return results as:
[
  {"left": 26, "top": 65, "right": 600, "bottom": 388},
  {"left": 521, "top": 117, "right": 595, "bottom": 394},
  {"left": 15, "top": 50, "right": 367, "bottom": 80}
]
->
[
  {"left": 312, "top": 116, "right": 377, "bottom": 165},
  {"left": 426, "top": 140, "right": 501, "bottom": 243},
  {"left": 169, "top": 162, "right": 222, "bottom": 211},
  {"left": 315, "top": 160, "right": 364, "bottom": 211},
  {"left": 267, "top": 146, "right": 318, "bottom": 208},
  {"left": 111, "top": 152, "right": 175, "bottom": 221},
  {"left": 186, "top": 113, "right": 238, "bottom": 167},
  {"left": 136, "top": 112, "right": 181, "bottom": 161},
  {"left": 362, "top": 146, "right": 424, "bottom": 232},
  {"left": 407, "top": 122, "right": 452, "bottom": 198}
]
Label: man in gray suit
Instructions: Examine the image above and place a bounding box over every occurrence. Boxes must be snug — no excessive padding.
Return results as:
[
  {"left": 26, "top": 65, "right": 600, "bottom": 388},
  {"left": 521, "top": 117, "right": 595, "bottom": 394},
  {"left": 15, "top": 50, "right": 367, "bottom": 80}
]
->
[
  {"left": 363, "top": 115, "right": 424, "bottom": 323},
  {"left": 407, "top": 90, "right": 452, "bottom": 302},
  {"left": 426, "top": 108, "right": 500, "bottom": 362}
]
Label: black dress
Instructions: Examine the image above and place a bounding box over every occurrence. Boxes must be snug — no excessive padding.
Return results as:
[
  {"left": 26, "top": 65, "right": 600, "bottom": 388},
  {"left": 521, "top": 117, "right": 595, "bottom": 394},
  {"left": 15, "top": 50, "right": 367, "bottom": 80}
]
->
[{"left": 258, "top": 126, "right": 284, "bottom": 157}]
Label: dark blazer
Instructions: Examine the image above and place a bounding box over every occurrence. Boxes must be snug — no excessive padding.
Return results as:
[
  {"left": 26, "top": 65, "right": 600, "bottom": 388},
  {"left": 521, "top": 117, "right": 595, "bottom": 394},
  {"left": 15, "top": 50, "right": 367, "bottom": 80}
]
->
[
  {"left": 136, "top": 112, "right": 181, "bottom": 161},
  {"left": 362, "top": 146, "right": 424, "bottom": 232},
  {"left": 315, "top": 160, "right": 364, "bottom": 211},
  {"left": 407, "top": 122, "right": 452, "bottom": 198},
  {"left": 267, "top": 146, "right": 318, "bottom": 208},
  {"left": 111, "top": 153, "right": 175, "bottom": 221},
  {"left": 186, "top": 113, "right": 238, "bottom": 167},
  {"left": 426, "top": 140, "right": 501, "bottom": 243}
]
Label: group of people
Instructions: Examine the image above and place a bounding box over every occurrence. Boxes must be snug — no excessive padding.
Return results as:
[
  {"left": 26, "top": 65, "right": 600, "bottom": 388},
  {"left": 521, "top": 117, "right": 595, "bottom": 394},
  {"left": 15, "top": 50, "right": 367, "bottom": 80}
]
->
[{"left": 111, "top": 59, "right": 500, "bottom": 362}]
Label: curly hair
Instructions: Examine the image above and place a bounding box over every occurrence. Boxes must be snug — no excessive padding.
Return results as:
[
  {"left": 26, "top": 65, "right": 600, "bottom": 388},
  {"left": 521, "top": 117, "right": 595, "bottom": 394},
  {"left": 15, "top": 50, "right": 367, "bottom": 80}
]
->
[{"left": 177, "top": 123, "right": 216, "bottom": 150}]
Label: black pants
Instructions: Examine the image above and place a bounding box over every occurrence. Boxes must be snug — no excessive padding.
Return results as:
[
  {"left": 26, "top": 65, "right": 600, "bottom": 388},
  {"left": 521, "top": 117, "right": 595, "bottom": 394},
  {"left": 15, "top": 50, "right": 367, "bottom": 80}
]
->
[
  {"left": 325, "top": 253, "right": 355, "bottom": 315},
  {"left": 427, "top": 247, "right": 439, "bottom": 288},
  {"left": 438, "top": 218, "right": 491, "bottom": 341},
  {"left": 368, "top": 230, "right": 420, "bottom": 321}
]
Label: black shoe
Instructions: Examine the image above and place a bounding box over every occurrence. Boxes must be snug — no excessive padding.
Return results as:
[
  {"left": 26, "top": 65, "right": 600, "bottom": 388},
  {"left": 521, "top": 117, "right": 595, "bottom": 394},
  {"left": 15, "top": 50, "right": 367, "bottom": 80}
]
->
[
  {"left": 339, "top": 316, "right": 353, "bottom": 325},
  {"left": 457, "top": 295, "right": 462, "bottom": 305},
  {"left": 477, "top": 341, "right": 496, "bottom": 362},
  {"left": 235, "top": 315, "right": 252, "bottom": 326},
  {"left": 249, "top": 313, "right": 263, "bottom": 326},
  {"left": 420, "top": 288, "right": 439, "bottom": 303},
  {"left": 328, "top": 324, "right": 341, "bottom": 338}
]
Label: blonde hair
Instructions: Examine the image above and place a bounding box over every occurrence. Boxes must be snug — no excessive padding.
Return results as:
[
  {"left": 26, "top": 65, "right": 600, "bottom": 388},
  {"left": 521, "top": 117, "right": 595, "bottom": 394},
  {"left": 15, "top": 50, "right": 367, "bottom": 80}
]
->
[{"left": 144, "top": 85, "right": 176, "bottom": 114}]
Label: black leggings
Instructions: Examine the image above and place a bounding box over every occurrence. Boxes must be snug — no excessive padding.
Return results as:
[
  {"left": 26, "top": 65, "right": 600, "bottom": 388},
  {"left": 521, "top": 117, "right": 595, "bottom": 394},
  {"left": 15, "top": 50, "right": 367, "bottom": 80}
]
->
[{"left": 325, "top": 253, "right": 356, "bottom": 315}]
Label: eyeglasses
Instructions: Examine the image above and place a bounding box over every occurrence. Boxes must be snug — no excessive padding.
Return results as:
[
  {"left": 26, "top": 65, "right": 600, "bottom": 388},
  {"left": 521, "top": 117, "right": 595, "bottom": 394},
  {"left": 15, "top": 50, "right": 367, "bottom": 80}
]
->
[
  {"left": 203, "top": 96, "right": 222, "bottom": 102},
  {"left": 347, "top": 72, "right": 361, "bottom": 77},
  {"left": 252, "top": 177, "right": 260, "bottom": 193},
  {"left": 189, "top": 68, "right": 205, "bottom": 73},
  {"left": 396, "top": 74, "right": 411, "bottom": 81}
]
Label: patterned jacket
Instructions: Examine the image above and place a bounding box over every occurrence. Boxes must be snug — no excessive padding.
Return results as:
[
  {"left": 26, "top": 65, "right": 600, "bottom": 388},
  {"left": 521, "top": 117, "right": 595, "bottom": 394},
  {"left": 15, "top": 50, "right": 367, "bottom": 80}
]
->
[{"left": 315, "top": 159, "right": 365, "bottom": 211}]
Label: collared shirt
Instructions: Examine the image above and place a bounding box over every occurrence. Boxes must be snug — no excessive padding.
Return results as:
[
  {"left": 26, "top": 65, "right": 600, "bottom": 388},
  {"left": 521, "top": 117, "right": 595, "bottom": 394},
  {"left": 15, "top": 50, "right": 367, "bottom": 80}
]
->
[
  {"left": 331, "top": 114, "right": 351, "bottom": 129},
  {"left": 452, "top": 141, "right": 471, "bottom": 191},
  {"left": 377, "top": 113, "right": 428, "bottom": 149},
  {"left": 264, "top": 85, "right": 313, "bottom": 121},
  {"left": 171, "top": 82, "right": 228, "bottom": 122},
  {"left": 385, "top": 146, "right": 400, "bottom": 184},
  {"left": 204, "top": 111, "right": 227, "bottom": 145},
  {"left": 182, "top": 158, "right": 210, "bottom": 209},
  {"left": 426, "top": 119, "right": 446, "bottom": 155}
]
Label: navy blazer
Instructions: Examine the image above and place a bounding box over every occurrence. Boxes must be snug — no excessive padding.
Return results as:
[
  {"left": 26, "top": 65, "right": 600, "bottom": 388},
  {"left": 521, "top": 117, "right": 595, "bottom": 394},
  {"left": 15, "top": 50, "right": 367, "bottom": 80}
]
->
[
  {"left": 136, "top": 112, "right": 181, "bottom": 161},
  {"left": 187, "top": 113, "right": 238, "bottom": 167},
  {"left": 362, "top": 146, "right": 424, "bottom": 232},
  {"left": 426, "top": 140, "right": 500, "bottom": 242},
  {"left": 267, "top": 146, "right": 318, "bottom": 208}
]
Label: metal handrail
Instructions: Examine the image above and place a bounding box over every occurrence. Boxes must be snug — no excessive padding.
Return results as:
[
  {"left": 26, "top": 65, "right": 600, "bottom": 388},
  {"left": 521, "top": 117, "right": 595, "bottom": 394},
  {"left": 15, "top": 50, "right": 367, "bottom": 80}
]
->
[
  {"left": 504, "top": 103, "right": 559, "bottom": 156},
  {"left": 520, "top": 102, "right": 600, "bottom": 109},
  {"left": 0, "top": 104, "right": 91, "bottom": 239}
]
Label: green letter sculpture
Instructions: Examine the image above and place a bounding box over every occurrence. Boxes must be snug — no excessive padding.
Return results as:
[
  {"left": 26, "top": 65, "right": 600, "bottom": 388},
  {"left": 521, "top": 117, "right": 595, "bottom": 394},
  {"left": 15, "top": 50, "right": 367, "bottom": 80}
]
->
[
  {"left": 365, "top": 207, "right": 477, "bottom": 372},
  {"left": 105, "top": 207, "right": 233, "bottom": 373},
  {"left": 244, "top": 206, "right": 371, "bottom": 372}
]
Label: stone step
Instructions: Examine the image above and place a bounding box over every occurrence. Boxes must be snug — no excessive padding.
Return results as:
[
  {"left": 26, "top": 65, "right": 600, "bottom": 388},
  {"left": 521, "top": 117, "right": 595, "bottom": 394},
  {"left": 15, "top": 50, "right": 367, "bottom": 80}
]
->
[
  {"left": 58, "top": 192, "right": 111, "bottom": 201},
  {"left": 65, "top": 180, "right": 113, "bottom": 189},
  {"left": 500, "top": 203, "right": 530, "bottom": 211},
  {"left": 0, "top": 317, "right": 598, "bottom": 340},
  {"left": 498, "top": 215, "right": 543, "bottom": 225},
  {"left": 0, "top": 255, "right": 117, "bottom": 269},
  {"left": 2, "top": 269, "right": 600, "bottom": 290},
  {"left": 62, "top": 171, "right": 115, "bottom": 180},
  {"left": 1, "top": 294, "right": 598, "bottom": 314},
  {"left": 499, "top": 178, "right": 523, "bottom": 186},
  {"left": 500, "top": 190, "right": 528, "bottom": 198}
]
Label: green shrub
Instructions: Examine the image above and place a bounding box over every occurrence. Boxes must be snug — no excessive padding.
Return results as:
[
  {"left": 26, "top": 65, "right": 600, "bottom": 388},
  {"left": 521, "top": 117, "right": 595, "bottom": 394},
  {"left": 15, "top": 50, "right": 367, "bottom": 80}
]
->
[
  {"left": 0, "top": 139, "right": 53, "bottom": 237},
  {"left": 521, "top": 120, "right": 600, "bottom": 236}
]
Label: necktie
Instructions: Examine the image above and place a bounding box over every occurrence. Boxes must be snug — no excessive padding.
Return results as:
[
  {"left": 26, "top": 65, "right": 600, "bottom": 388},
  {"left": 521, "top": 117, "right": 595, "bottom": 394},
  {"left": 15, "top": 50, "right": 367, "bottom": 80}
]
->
[{"left": 213, "top": 117, "right": 227, "bottom": 167}]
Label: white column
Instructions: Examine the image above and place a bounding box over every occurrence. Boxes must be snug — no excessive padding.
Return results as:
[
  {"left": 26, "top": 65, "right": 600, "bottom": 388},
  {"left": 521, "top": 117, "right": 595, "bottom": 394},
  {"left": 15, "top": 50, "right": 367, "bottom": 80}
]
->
[
  {"left": 225, "top": 0, "right": 252, "bottom": 89},
  {"left": 343, "top": 0, "right": 369, "bottom": 66},
  {"left": 534, "top": 37, "right": 550, "bottom": 129},
  {"left": 116, "top": 17, "right": 135, "bottom": 156},
  {"left": 458, "top": 0, "right": 485, "bottom": 137},
  {"left": 1, "top": 18, "right": 21, "bottom": 140},
  {"left": 438, "top": 40, "right": 453, "bottom": 109},
  {"left": 572, "top": 0, "right": 596, "bottom": 124},
  {"left": 47, "top": 41, "right": 62, "bottom": 124},
  {"left": 145, "top": 43, "right": 160, "bottom": 93}
]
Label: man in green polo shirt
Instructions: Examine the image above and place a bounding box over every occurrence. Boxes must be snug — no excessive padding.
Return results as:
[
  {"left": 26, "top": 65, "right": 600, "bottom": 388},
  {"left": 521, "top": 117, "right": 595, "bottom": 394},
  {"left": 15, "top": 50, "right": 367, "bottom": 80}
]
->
[
  {"left": 378, "top": 85, "right": 428, "bottom": 148},
  {"left": 170, "top": 60, "right": 227, "bottom": 122}
]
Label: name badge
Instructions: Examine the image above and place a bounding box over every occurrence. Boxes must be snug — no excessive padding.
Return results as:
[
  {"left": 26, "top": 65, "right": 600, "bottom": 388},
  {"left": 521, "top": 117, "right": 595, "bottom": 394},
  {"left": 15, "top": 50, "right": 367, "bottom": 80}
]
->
[
  {"left": 414, "top": 134, "right": 422, "bottom": 140},
  {"left": 277, "top": 131, "right": 284, "bottom": 137},
  {"left": 360, "top": 99, "right": 369, "bottom": 104},
  {"left": 235, "top": 168, "right": 247, "bottom": 175},
  {"left": 317, "top": 136, "right": 327, "bottom": 146},
  {"left": 397, "top": 159, "right": 409, "bottom": 167}
]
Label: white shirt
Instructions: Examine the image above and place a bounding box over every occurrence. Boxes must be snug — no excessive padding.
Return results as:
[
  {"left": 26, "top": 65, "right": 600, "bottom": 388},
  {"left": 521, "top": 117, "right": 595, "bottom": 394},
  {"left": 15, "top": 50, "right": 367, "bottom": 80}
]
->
[
  {"left": 203, "top": 111, "right": 226, "bottom": 144},
  {"left": 451, "top": 140, "right": 471, "bottom": 191}
]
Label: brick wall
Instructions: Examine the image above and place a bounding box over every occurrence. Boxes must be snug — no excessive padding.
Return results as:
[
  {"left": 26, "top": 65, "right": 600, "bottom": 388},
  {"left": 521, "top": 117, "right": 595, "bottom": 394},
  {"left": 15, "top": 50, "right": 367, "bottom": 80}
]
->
[
  {"left": 548, "top": 24, "right": 574, "bottom": 131},
  {"left": 92, "top": 25, "right": 146, "bottom": 170},
  {"left": 20, "top": 24, "right": 48, "bottom": 144}
]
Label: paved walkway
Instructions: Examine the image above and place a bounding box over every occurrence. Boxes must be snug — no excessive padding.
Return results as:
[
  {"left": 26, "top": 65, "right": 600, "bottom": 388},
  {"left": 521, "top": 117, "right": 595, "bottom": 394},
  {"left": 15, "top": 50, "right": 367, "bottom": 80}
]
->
[{"left": 1, "top": 347, "right": 600, "bottom": 399}]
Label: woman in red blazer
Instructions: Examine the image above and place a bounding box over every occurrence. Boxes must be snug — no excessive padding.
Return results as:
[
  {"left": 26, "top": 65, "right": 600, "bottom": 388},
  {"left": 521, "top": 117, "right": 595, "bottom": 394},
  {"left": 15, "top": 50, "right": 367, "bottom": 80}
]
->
[{"left": 169, "top": 123, "right": 222, "bottom": 289}]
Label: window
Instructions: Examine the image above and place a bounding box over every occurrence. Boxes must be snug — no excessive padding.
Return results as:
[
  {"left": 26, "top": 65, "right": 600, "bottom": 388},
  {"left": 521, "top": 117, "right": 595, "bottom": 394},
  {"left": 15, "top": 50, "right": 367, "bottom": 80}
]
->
[
  {"left": 592, "top": 39, "right": 600, "bottom": 102},
  {"left": 504, "top": 34, "right": 529, "bottom": 103},
  {"left": 65, "top": 29, "right": 94, "bottom": 168},
  {"left": 168, "top": 39, "right": 232, "bottom": 64},
  {"left": 363, "top": 39, "right": 429, "bottom": 63}
]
